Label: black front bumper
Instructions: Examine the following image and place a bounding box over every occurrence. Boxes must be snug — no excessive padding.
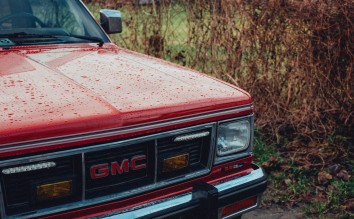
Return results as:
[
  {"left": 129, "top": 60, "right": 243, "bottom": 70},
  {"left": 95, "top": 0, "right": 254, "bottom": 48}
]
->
[{"left": 102, "top": 164, "right": 267, "bottom": 219}]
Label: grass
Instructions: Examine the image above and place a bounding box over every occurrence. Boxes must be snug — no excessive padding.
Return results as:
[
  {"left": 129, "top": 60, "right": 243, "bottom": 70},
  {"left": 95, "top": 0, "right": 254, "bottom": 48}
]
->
[
  {"left": 302, "top": 178, "right": 354, "bottom": 218},
  {"left": 253, "top": 132, "right": 353, "bottom": 218},
  {"left": 253, "top": 130, "right": 280, "bottom": 164}
]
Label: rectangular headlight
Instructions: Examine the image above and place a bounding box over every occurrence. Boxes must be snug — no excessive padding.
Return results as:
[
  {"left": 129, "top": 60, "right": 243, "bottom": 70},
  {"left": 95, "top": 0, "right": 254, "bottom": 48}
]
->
[{"left": 216, "top": 119, "right": 251, "bottom": 157}]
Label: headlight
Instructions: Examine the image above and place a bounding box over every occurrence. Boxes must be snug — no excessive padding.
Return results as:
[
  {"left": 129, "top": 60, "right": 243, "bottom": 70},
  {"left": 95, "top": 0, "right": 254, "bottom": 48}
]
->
[{"left": 216, "top": 119, "right": 251, "bottom": 157}]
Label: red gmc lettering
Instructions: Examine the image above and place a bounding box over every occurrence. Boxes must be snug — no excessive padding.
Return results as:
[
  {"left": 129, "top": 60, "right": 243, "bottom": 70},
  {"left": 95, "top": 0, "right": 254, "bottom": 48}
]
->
[
  {"left": 90, "top": 163, "right": 109, "bottom": 179},
  {"left": 131, "top": 155, "right": 146, "bottom": 170},
  {"left": 90, "top": 155, "right": 147, "bottom": 179},
  {"left": 111, "top": 159, "right": 129, "bottom": 175}
]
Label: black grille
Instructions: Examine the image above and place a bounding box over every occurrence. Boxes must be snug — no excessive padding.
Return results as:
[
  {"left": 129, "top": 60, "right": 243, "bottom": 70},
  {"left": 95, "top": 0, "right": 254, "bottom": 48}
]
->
[
  {"left": 157, "top": 128, "right": 212, "bottom": 181},
  {"left": 1, "top": 155, "right": 82, "bottom": 215},
  {"left": 85, "top": 141, "right": 155, "bottom": 199},
  {"left": 0, "top": 125, "right": 214, "bottom": 218},
  {"left": 84, "top": 128, "right": 212, "bottom": 198}
]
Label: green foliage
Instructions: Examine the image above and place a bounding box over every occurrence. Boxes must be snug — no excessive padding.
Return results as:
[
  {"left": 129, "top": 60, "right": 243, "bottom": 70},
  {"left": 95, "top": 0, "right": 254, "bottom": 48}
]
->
[{"left": 253, "top": 130, "right": 280, "bottom": 165}]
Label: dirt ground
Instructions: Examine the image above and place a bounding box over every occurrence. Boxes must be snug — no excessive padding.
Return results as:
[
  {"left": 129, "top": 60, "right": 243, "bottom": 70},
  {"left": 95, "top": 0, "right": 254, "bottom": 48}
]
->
[
  {"left": 241, "top": 188, "right": 305, "bottom": 219},
  {"left": 242, "top": 205, "right": 305, "bottom": 219}
]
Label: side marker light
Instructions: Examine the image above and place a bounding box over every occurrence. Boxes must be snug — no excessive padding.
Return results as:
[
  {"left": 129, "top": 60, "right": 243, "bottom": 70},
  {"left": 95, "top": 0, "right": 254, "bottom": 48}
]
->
[
  {"left": 2, "top": 162, "right": 56, "bottom": 175},
  {"left": 174, "top": 131, "right": 210, "bottom": 142}
]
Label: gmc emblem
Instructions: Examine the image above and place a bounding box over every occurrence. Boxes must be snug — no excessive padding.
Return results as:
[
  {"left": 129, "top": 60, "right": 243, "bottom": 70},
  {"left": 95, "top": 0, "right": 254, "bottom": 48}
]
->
[{"left": 90, "top": 155, "right": 146, "bottom": 179}]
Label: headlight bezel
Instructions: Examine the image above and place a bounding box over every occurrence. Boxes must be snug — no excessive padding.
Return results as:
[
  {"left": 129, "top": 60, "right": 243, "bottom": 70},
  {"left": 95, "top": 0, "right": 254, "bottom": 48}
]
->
[{"left": 214, "top": 115, "right": 254, "bottom": 165}]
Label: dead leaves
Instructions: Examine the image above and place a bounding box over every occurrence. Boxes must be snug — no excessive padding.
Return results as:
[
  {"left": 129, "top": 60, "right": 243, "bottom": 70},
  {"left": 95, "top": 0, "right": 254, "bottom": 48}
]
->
[
  {"left": 345, "top": 198, "right": 354, "bottom": 212},
  {"left": 317, "top": 166, "right": 351, "bottom": 186},
  {"left": 261, "top": 156, "right": 279, "bottom": 170},
  {"left": 284, "top": 178, "right": 292, "bottom": 186},
  {"left": 337, "top": 169, "right": 351, "bottom": 181},
  {"left": 317, "top": 171, "right": 332, "bottom": 186},
  {"left": 328, "top": 164, "right": 341, "bottom": 175}
]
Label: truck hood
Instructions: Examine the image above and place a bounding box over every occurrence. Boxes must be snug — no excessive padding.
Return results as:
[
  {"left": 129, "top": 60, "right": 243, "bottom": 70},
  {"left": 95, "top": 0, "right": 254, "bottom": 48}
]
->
[{"left": 0, "top": 44, "right": 251, "bottom": 145}]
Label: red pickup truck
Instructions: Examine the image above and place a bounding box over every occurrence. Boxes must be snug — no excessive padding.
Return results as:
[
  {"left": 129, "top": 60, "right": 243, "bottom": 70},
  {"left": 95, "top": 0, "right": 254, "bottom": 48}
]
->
[{"left": 0, "top": 0, "right": 267, "bottom": 218}]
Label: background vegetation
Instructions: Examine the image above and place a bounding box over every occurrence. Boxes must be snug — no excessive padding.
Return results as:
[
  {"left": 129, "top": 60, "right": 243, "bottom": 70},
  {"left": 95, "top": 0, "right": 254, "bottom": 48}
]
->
[{"left": 84, "top": 0, "right": 353, "bottom": 217}]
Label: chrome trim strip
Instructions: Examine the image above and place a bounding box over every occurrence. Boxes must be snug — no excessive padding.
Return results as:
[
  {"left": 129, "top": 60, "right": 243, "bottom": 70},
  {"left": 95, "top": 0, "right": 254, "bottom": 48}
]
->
[
  {"left": 0, "top": 177, "right": 6, "bottom": 219},
  {"left": 0, "top": 105, "right": 252, "bottom": 153},
  {"left": 154, "top": 139, "right": 158, "bottom": 183},
  {"left": 0, "top": 123, "right": 216, "bottom": 219},
  {"left": 106, "top": 194, "right": 193, "bottom": 219},
  {"left": 82, "top": 153, "right": 86, "bottom": 200},
  {"left": 213, "top": 165, "right": 264, "bottom": 189},
  {"left": 102, "top": 166, "right": 265, "bottom": 219}
]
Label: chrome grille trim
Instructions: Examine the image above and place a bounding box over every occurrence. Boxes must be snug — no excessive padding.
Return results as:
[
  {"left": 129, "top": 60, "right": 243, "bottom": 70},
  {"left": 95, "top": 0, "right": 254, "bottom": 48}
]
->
[
  {"left": 154, "top": 139, "right": 158, "bottom": 183},
  {"left": 0, "top": 174, "right": 5, "bottom": 219},
  {"left": 82, "top": 153, "right": 86, "bottom": 200},
  {"left": 0, "top": 123, "right": 216, "bottom": 219}
]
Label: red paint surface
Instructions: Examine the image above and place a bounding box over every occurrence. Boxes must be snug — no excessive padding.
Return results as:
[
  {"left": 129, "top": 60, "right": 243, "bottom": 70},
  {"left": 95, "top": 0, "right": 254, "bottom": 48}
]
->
[
  {"left": 0, "top": 52, "right": 35, "bottom": 76},
  {"left": 0, "top": 107, "right": 251, "bottom": 158},
  {"left": 0, "top": 43, "right": 251, "bottom": 148},
  {"left": 42, "top": 156, "right": 254, "bottom": 219}
]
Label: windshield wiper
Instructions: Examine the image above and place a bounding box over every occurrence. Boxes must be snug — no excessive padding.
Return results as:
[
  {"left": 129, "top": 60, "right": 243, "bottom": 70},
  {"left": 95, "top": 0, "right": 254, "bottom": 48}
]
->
[
  {"left": 0, "top": 32, "right": 105, "bottom": 47},
  {"left": 64, "top": 34, "right": 104, "bottom": 47},
  {"left": 0, "top": 32, "right": 60, "bottom": 47},
  {"left": 0, "top": 32, "right": 56, "bottom": 39}
]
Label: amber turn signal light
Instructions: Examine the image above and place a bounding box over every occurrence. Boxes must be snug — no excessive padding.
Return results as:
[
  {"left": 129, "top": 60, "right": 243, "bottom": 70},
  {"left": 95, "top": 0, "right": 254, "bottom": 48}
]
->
[
  {"left": 162, "top": 154, "right": 189, "bottom": 173},
  {"left": 37, "top": 180, "right": 72, "bottom": 201}
]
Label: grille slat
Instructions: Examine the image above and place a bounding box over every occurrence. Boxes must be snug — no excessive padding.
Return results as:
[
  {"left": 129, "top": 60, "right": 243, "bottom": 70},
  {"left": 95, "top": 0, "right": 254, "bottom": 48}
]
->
[
  {"left": 158, "top": 142, "right": 201, "bottom": 150},
  {"left": 86, "top": 150, "right": 146, "bottom": 164},
  {"left": 87, "top": 148, "right": 143, "bottom": 160}
]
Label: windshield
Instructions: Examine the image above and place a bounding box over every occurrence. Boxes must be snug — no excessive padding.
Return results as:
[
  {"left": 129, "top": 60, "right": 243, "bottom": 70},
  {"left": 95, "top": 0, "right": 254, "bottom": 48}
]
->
[{"left": 0, "top": 0, "right": 109, "bottom": 46}]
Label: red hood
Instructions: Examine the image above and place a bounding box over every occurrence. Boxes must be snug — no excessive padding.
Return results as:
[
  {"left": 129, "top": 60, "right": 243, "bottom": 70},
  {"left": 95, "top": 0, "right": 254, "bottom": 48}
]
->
[{"left": 0, "top": 43, "right": 251, "bottom": 145}]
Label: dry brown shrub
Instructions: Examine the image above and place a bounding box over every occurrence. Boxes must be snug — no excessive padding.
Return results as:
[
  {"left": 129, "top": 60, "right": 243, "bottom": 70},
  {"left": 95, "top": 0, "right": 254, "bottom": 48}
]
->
[{"left": 85, "top": 0, "right": 353, "bottom": 150}]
